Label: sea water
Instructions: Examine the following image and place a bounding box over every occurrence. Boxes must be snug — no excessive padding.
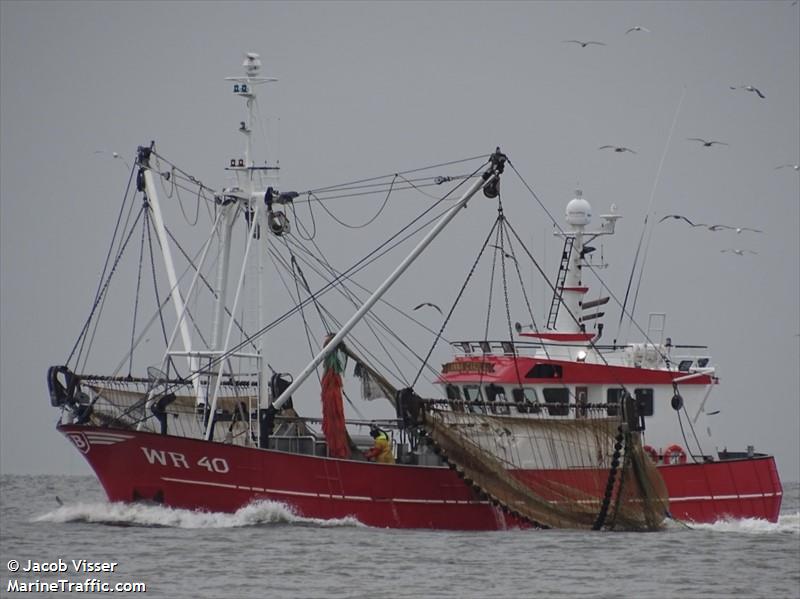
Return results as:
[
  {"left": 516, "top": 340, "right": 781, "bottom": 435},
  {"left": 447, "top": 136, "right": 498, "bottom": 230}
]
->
[{"left": 1, "top": 475, "right": 798, "bottom": 598}]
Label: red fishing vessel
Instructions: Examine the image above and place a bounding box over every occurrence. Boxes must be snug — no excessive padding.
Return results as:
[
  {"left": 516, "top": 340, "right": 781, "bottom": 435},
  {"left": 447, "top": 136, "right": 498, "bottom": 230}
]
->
[{"left": 49, "top": 54, "right": 782, "bottom": 530}]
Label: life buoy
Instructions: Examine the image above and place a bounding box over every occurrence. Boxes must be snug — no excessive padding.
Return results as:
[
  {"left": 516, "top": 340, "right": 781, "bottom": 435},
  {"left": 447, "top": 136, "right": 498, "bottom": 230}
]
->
[
  {"left": 663, "top": 444, "right": 687, "bottom": 465},
  {"left": 643, "top": 444, "right": 659, "bottom": 463}
]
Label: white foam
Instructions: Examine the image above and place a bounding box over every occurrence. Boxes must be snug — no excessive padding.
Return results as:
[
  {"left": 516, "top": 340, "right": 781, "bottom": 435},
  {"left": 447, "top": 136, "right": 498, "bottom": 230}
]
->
[
  {"left": 33, "top": 500, "right": 363, "bottom": 529},
  {"left": 689, "top": 511, "right": 800, "bottom": 534}
]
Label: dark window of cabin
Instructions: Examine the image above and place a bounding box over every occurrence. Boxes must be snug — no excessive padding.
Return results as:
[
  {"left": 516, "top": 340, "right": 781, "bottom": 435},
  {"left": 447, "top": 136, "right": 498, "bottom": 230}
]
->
[
  {"left": 542, "top": 387, "right": 569, "bottom": 416},
  {"left": 446, "top": 384, "right": 464, "bottom": 412},
  {"left": 463, "top": 385, "right": 485, "bottom": 414},
  {"left": 607, "top": 388, "right": 625, "bottom": 416},
  {"left": 479, "top": 341, "right": 491, "bottom": 354},
  {"left": 678, "top": 360, "right": 693, "bottom": 372},
  {"left": 635, "top": 388, "right": 654, "bottom": 416},
  {"left": 501, "top": 341, "right": 515, "bottom": 355},
  {"left": 697, "top": 358, "right": 709, "bottom": 368},
  {"left": 525, "top": 364, "right": 564, "bottom": 379},
  {"left": 512, "top": 388, "right": 540, "bottom": 414},
  {"left": 486, "top": 384, "right": 510, "bottom": 415}
]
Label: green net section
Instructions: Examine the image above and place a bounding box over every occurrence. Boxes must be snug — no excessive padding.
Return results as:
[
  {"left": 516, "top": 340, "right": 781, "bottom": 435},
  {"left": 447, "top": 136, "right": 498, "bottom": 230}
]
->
[{"left": 422, "top": 407, "right": 668, "bottom": 531}]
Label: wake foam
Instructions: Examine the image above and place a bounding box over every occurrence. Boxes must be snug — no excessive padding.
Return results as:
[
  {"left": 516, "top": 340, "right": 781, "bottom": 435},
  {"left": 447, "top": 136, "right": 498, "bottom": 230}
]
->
[
  {"left": 689, "top": 511, "right": 800, "bottom": 534},
  {"left": 33, "top": 500, "right": 363, "bottom": 529}
]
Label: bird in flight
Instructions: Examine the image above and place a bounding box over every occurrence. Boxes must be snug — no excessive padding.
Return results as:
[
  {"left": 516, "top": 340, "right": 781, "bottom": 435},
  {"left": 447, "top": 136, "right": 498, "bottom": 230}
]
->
[
  {"left": 687, "top": 138, "right": 728, "bottom": 147},
  {"left": 626, "top": 25, "right": 651, "bottom": 34},
  {"left": 730, "top": 85, "right": 765, "bottom": 99},
  {"left": 721, "top": 249, "right": 758, "bottom": 256},
  {"left": 707, "top": 224, "right": 763, "bottom": 234},
  {"left": 490, "top": 245, "right": 517, "bottom": 261},
  {"left": 413, "top": 302, "right": 443, "bottom": 315},
  {"left": 775, "top": 163, "right": 799, "bottom": 171},
  {"left": 599, "top": 145, "right": 636, "bottom": 154},
  {"left": 658, "top": 214, "right": 706, "bottom": 227},
  {"left": 563, "top": 40, "right": 606, "bottom": 48}
]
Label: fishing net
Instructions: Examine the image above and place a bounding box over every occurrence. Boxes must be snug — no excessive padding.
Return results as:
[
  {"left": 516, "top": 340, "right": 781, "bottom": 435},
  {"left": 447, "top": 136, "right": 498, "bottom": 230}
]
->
[{"left": 420, "top": 402, "right": 668, "bottom": 531}]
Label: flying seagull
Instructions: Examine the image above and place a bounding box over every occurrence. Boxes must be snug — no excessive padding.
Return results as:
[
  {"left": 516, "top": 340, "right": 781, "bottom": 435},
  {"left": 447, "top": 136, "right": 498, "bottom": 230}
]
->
[
  {"left": 687, "top": 138, "right": 728, "bottom": 147},
  {"left": 490, "top": 245, "right": 517, "bottom": 260},
  {"left": 658, "top": 214, "right": 706, "bottom": 227},
  {"left": 599, "top": 145, "right": 636, "bottom": 154},
  {"left": 775, "top": 163, "right": 799, "bottom": 171},
  {"left": 730, "top": 85, "right": 765, "bottom": 99},
  {"left": 707, "top": 224, "right": 763, "bottom": 234},
  {"left": 625, "top": 25, "right": 651, "bottom": 34},
  {"left": 562, "top": 40, "right": 606, "bottom": 48},
  {"left": 413, "top": 302, "right": 443, "bottom": 315},
  {"left": 721, "top": 249, "right": 758, "bottom": 256}
]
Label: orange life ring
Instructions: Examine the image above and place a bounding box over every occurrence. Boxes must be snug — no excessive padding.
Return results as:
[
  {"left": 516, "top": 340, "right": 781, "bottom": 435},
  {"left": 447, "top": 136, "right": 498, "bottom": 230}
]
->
[
  {"left": 643, "top": 444, "right": 659, "bottom": 463},
  {"left": 663, "top": 444, "right": 687, "bottom": 465}
]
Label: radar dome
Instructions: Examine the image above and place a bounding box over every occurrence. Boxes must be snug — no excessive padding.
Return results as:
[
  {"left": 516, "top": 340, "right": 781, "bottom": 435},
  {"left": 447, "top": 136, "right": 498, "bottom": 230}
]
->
[{"left": 566, "top": 193, "right": 592, "bottom": 227}]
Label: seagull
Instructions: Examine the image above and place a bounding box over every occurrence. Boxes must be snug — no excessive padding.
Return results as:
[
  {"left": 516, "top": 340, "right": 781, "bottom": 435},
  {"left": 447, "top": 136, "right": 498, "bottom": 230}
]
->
[
  {"left": 658, "top": 214, "right": 706, "bottom": 227},
  {"left": 775, "top": 164, "right": 799, "bottom": 171},
  {"left": 707, "top": 224, "right": 763, "bottom": 234},
  {"left": 562, "top": 40, "right": 606, "bottom": 48},
  {"left": 599, "top": 145, "right": 636, "bottom": 154},
  {"left": 721, "top": 249, "right": 758, "bottom": 256},
  {"left": 490, "top": 245, "right": 517, "bottom": 260},
  {"left": 730, "top": 85, "right": 765, "bottom": 99},
  {"left": 687, "top": 138, "right": 728, "bottom": 147},
  {"left": 625, "top": 25, "right": 651, "bottom": 34},
  {"left": 55, "top": 495, "right": 63, "bottom": 507},
  {"left": 94, "top": 149, "right": 131, "bottom": 169},
  {"left": 413, "top": 302, "right": 443, "bottom": 315}
]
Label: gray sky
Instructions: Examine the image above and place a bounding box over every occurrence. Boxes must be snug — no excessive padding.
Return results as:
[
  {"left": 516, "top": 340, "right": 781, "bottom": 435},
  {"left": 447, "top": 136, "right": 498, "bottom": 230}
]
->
[{"left": 1, "top": 1, "right": 798, "bottom": 480}]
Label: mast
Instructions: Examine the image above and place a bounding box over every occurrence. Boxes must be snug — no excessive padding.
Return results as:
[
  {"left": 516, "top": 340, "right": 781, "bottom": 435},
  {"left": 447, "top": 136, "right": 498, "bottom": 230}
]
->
[
  {"left": 137, "top": 146, "right": 201, "bottom": 400},
  {"left": 201, "top": 54, "right": 278, "bottom": 438}
]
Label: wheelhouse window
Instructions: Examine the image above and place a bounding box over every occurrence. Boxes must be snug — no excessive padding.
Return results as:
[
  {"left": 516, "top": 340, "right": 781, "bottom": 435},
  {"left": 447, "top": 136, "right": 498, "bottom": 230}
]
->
[
  {"left": 525, "top": 363, "right": 564, "bottom": 379},
  {"left": 634, "top": 388, "right": 654, "bottom": 416},
  {"left": 607, "top": 388, "right": 625, "bottom": 416},
  {"left": 512, "top": 388, "right": 541, "bottom": 414},
  {"left": 446, "top": 384, "right": 464, "bottom": 412},
  {"left": 542, "top": 387, "right": 569, "bottom": 416},
  {"left": 606, "top": 388, "right": 654, "bottom": 417},
  {"left": 485, "top": 384, "right": 510, "bottom": 415},
  {"left": 463, "top": 385, "right": 485, "bottom": 413}
]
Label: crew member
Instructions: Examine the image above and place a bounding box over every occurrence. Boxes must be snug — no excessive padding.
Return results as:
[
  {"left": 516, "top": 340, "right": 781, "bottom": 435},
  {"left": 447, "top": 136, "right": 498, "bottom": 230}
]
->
[{"left": 364, "top": 425, "right": 395, "bottom": 464}]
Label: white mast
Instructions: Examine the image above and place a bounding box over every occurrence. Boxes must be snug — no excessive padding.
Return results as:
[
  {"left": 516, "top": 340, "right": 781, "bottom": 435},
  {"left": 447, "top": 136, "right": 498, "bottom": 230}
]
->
[
  {"left": 138, "top": 149, "right": 201, "bottom": 400},
  {"left": 201, "top": 54, "right": 277, "bottom": 437}
]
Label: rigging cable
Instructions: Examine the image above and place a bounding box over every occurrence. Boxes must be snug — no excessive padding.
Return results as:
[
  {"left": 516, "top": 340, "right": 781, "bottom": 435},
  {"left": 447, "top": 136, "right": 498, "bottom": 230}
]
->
[
  {"left": 616, "top": 85, "right": 687, "bottom": 342},
  {"left": 144, "top": 208, "right": 173, "bottom": 373},
  {"left": 411, "top": 216, "right": 502, "bottom": 388},
  {"left": 282, "top": 235, "right": 440, "bottom": 385},
  {"left": 67, "top": 204, "right": 145, "bottom": 369},
  {"left": 66, "top": 163, "right": 137, "bottom": 367},
  {"left": 162, "top": 161, "right": 490, "bottom": 396},
  {"left": 128, "top": 214, "right": 148, "bottom": 377},
  {"left": 306, "top": 173, "right": 397, "bottom": 229}
]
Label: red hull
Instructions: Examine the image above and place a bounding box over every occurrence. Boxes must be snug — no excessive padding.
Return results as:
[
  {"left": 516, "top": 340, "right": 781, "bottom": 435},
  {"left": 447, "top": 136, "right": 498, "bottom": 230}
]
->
[{"left": 60, "top": 425, "right": 782, "bottom": 530}]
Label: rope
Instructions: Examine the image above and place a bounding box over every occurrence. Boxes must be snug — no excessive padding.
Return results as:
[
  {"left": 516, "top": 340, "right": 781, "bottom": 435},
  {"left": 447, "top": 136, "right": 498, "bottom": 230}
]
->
[
  {"left": 619, "top": 86, "right": 687, "bottom": 341},
  {"left": 412, "top": 217, "right": 501, "bottom": 388},
  {"left": 306, "top": 173, "right": 396, "bottom": 229},
  {"left": 128, "top": 215, "right": 147, "bottom": 377},
  {"left": 144, "top": 208, "right": 171, "bottom": 368},
  {"left": 66, "top": 204, "right": 145, "bottom": 368}
]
